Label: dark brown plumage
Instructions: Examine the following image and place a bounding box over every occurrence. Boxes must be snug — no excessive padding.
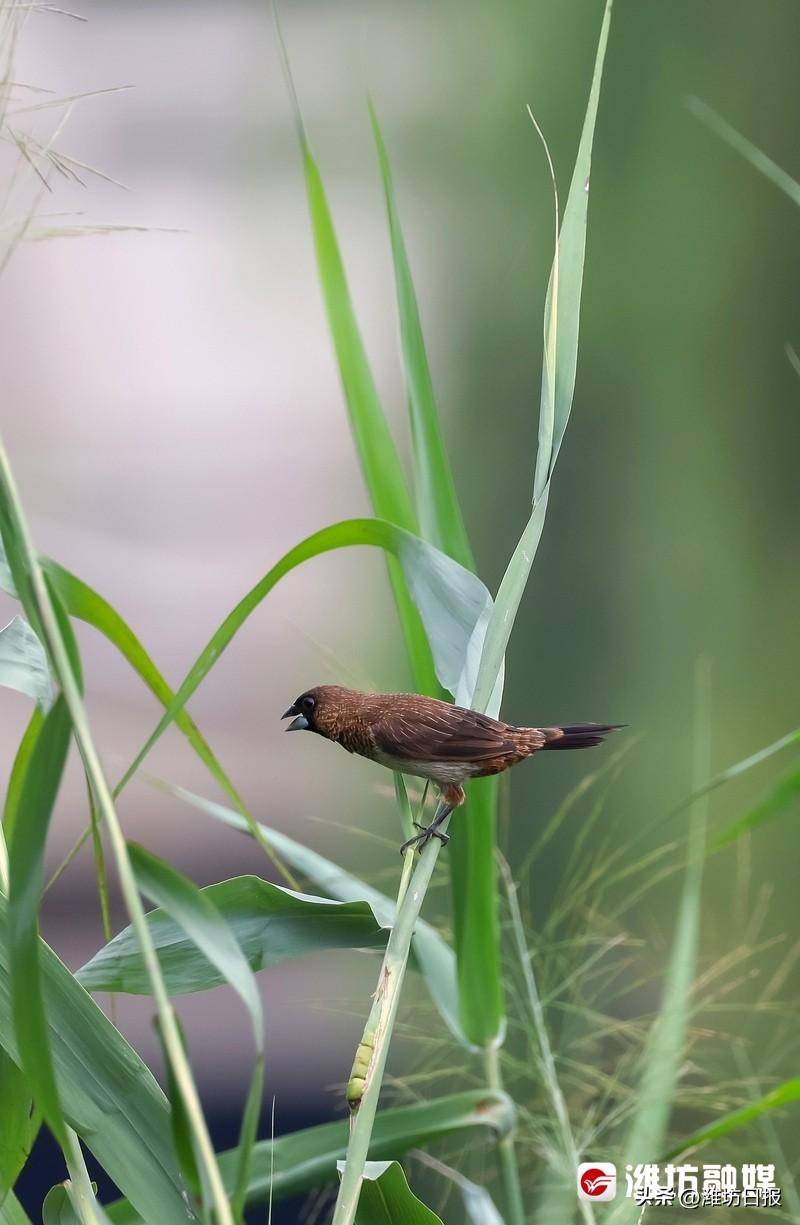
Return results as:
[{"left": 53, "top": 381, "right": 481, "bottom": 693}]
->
[{"left": 282, "top": 685, "right": 622, "bottom": 852}]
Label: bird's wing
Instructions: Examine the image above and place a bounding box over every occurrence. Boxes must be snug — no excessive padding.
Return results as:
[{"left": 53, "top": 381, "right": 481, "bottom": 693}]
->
[{"left": 373, "top": 702, "right": 520, "bottom": 764}]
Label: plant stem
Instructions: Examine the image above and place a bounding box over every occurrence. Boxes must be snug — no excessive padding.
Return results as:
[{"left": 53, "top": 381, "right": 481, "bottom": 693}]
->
[
  {"left": 333, "top": 813, "right": 451, "bottom": 1225},
  {"left": 0, "top": 438, "right": 233, "bottom": 1225},
  {"left": 64, "top": 1127, "right": 106, "bottom": 1224},
  {"left": 484, "top": 1044, "right": 526, "bottom": 1224}
]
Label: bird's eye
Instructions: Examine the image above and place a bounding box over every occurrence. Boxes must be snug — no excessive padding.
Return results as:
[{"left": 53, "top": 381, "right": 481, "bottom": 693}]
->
[{"left": 301, "top": 694, "right": 315, "bottom": 713}]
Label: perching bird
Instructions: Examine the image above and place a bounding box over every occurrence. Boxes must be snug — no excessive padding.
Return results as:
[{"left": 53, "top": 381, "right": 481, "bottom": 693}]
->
[{"left": 282, "top": 685, "right": 622, "bottom": 854}]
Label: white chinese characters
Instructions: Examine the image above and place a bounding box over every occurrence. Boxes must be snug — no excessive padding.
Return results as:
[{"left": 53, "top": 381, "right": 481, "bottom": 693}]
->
[{"left": 624, "top": 1162, "right": 781, "bottom": 1208}]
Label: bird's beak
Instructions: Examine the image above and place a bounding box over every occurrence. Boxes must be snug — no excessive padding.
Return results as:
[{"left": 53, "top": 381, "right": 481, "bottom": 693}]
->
[{"left": 281, "top": 705, "right": 308, "bottom": 731}]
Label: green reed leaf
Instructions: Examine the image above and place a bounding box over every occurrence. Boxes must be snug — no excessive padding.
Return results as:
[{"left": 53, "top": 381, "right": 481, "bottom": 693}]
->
[
  {"left": 149, "top": 780, "right": 464, "bottom": 1045},
  {"left": 105, "top": 1089, "right": 513, "bottom": 1219},
  {"left": 278, "top": 21, "right": 437, "bottom": 695},
  {"left": 369, "top": 102, "right": 473, "bottom": 568},
  {"left": 78, "top": 873, "right": 387, "bottom": 999},
  {"left": 41, "top": 558, "right": 252, "bottom": 821},
  {"left": 116, "top": 519, "right": 493, "bottom": 797}
]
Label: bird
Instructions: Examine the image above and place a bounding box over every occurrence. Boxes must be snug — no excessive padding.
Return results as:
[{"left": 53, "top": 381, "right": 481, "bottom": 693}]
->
[{"left": 282, "top": 685, "right": 623, "bottom": 854}]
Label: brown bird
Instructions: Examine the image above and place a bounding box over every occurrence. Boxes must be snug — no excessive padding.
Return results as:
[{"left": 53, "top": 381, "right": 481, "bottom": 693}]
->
[{"left": 282, "top": 685, "right": 623, "bottom": 854}]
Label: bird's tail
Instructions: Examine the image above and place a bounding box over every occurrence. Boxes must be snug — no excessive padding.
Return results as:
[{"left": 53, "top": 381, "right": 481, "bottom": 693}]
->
[{"left": 538, "top": 722, "right": 624, "bottom": 750}]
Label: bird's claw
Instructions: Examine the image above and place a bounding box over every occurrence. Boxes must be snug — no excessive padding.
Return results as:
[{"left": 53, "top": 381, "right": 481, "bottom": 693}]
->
[{"left": 399, "top": 825, "right": 450, "bottom": 855}]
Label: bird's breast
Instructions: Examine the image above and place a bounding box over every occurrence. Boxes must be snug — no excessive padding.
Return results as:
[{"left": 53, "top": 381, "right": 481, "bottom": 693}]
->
[{"left": 372, "top": 751, "right": 472, "bottom": 785}]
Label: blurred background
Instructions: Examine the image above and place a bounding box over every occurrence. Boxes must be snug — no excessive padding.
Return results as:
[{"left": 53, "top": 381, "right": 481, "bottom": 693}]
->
[{"left": 1, "top": 0, "right": 798, "bottom": 1218}]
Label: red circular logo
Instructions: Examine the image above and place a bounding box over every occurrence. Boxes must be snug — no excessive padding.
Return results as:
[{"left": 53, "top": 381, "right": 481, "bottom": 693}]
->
[{"left": 580, "top": 1168, "right": 614, "bottom": 1198}]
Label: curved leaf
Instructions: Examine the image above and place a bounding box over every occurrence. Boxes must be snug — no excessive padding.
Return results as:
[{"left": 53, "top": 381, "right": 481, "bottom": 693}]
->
[
  {"left": 116, "top": 519, "right": 493, "bottom": 796},
  {"left": 41, "top": 559, "right": 252, "bottom": 820},
  {"left": 154, "top": 780, "right": 464, "bottom": 1046},
  {"left": 78, "top": 873, "right": 387, "bottom": 997},
  {"left": 42, "top": 1186, "right": 82, "bottom": 1225}
]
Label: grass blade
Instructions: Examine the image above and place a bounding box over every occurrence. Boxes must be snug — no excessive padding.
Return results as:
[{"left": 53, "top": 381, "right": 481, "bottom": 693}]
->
[
  {"left": 369, "top": 102, "right": 473, "bottom": 567},
  {"left": 710, "top": 760, "right": 800, "bottom": 851},
  {"left": 447, "top": 776, "right": 503, "bottom": 1044},
  {"left": 230, "top": 1054, "right": 264, "bottom": 1223},
  {"left": 42, "top": 559, "right": 263, "bottom": 839},
  {"left": 277, "top": 19, "right": 437, "bottom": 696},
  {"left": 664, "top": 1078, "right": 800, "bottom": 1160}
]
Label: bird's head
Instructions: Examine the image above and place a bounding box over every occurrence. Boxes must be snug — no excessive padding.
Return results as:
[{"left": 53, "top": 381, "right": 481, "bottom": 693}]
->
[{"left": 281, "top": 685, "right": 349, "bottom": 739}]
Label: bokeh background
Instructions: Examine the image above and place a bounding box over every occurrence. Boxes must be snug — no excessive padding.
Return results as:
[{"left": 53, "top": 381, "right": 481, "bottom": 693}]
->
[{"left": 1, "top": 0, "right": 798, "bottom": 1219}]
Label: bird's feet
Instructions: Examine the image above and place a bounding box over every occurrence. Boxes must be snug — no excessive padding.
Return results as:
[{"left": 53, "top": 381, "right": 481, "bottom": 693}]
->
[{"left": 399, "top": 821, "right": 450, "bottom": 855}]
